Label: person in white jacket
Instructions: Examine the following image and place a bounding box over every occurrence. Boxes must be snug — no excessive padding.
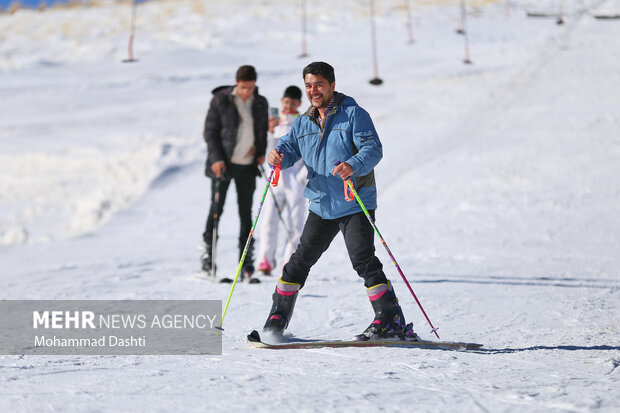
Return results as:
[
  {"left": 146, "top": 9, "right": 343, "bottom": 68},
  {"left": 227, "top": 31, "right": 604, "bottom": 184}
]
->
[{"left": 257, "top": 86, "right": 307, "bottom": 275}]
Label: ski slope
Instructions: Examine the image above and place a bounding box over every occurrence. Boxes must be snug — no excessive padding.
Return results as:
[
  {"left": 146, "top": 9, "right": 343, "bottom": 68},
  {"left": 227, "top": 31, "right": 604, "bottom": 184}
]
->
[{"left": 1, "top": 0, "right": 619, "bottom": 411}]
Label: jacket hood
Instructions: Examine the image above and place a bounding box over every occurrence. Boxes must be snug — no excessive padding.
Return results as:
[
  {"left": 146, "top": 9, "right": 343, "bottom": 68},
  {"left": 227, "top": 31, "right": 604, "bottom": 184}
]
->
[
  {"left": 211, "top": 85, "right": 262, "bottom": 96},
  {"left": 211, "top": 85, "right": 233, "bottom": 95}
]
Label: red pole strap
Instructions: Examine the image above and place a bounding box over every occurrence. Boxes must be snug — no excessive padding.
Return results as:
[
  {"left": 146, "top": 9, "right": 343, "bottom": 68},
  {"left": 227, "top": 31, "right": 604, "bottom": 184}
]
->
[
  {"left": 272, "top": 164, "right": 281, "bottom": 187},
  {"left": 344, "top": 180, "right": 354, "bottom": 201}
]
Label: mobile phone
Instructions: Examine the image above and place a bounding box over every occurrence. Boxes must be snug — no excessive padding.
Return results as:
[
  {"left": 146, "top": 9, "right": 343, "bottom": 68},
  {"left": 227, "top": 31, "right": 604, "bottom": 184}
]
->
[{"left": 270, "top": 107, "right": 279, "bottom": 118}]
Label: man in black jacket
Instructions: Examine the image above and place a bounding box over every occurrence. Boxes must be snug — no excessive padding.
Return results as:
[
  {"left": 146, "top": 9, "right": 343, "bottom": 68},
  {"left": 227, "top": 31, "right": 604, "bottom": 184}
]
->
[{"left": 201, "top": 65, "right": 269, "bottom": 280}]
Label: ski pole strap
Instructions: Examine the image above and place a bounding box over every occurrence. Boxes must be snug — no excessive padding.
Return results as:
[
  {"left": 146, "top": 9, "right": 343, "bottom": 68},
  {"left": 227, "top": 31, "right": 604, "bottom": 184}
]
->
[
  {"left": 272, "top": 163, "right": 281, "bottom": 187},
  {"left": 271, "top": 145, "right": 284, "bottom": 187},
  {"left": 344, "top": 179, "right": 354, "bottom": 201},
  {"left": 334, "top": 160, "right": 355, "bottom": 201}
]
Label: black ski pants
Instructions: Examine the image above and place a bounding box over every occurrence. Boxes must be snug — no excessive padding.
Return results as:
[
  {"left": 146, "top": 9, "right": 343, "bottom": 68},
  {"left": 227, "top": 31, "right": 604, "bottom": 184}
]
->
[
  {"left": 282, "top": 210, "right": 388, "bottom": 289},
  {"left": 203, "top": 164, "right": 256, "bottom": 255}
]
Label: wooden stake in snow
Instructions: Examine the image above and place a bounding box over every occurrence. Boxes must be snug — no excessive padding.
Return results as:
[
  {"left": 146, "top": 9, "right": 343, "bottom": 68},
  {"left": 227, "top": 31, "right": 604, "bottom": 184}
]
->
[
  {"left": 405, "top": 0, "right": 415, "bottom": 44},
  {"left": 299, "top": 0, "right": 309, "bottom": 58},
  {"left": 122, "top": 0, "right": 139, "bottom": 63},
  {"left": 369, "top": 0, "right": 383, "bottom": 85}
]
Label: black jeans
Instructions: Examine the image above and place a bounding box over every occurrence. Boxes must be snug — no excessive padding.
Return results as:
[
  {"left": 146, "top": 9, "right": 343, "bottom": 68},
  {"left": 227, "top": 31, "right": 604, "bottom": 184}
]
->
[
  {"left": 203, "top": 164, "right": 256, "bottom": 258},
  {"left": 282, "top": 210, "right": 388, "bottom": 288}
]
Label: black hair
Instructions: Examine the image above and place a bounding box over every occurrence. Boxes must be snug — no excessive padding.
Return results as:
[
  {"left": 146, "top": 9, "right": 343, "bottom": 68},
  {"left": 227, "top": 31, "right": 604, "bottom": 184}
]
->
[
  {"left": 302, "top": 62, "right": 335, "bottom": 84},
  {"left": 236, "top": 65, "right": 257, "bottom": 82},
  {"left": 283, "top": 85, "right": 302, "bottom": 101}
]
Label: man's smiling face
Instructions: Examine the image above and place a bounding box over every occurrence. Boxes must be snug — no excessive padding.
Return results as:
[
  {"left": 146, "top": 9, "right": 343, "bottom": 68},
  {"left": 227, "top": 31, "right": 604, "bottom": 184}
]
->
[{"left": 304, "top": 73, "right": 335, "bottom": 110}]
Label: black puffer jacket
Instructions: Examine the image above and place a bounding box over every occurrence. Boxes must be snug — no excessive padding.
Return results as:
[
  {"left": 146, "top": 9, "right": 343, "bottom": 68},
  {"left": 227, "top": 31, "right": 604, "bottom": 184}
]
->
[{"left": 203, "top": 85, "right": 269, "bottom": 178}]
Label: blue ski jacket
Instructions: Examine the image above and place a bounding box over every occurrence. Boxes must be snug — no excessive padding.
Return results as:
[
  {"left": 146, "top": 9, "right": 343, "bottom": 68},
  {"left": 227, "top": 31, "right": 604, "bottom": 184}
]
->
[{"left": 276, "top": 92, "right": 382, "bottom": 219}]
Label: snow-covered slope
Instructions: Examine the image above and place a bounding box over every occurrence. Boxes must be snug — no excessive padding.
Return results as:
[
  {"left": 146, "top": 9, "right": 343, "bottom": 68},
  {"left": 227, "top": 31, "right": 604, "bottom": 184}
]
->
[{"left": 1, "top": 0, "right": 619, "bottom": 411}]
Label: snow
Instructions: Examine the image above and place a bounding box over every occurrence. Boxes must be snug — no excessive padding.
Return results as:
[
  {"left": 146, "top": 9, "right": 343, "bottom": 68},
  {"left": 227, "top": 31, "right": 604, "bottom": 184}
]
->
[{"left": 1, "top": 0, "right": 619, "bottom": 411}]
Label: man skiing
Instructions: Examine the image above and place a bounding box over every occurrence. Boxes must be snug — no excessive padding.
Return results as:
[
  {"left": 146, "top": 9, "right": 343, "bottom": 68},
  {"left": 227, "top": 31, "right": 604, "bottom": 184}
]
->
[{"left": 262, "top": 62, "right": 417, "bottom": 341}]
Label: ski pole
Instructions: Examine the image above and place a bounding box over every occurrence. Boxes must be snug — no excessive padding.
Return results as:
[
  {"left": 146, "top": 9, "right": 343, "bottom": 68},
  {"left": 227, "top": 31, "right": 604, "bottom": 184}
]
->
[
  {"left": 218, "top": 162, "right": 281, "bottom": 332},
  {"left": 211, "top": 177, "right": 221, "bottom": 279},
  {"left": 258, "top": 164, "right": 295, "bottom": 248},
  {"left": 340, "top": 172, "right": 440, "bottom": 339}
]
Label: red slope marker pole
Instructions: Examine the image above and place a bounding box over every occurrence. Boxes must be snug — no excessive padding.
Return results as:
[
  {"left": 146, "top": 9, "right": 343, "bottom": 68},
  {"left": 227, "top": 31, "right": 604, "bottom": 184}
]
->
[{"left": 122, "top": 0, "right": 138, "bottom": 63}]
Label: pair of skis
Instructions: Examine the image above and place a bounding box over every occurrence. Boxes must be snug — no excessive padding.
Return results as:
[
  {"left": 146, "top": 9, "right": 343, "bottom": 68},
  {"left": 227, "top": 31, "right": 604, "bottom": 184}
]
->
[
  {"left": 247, "top": 330, "right": 483, "bottom": 351},
  {"left": 217, "top": 161, "right": 475, "bottom": 349}
]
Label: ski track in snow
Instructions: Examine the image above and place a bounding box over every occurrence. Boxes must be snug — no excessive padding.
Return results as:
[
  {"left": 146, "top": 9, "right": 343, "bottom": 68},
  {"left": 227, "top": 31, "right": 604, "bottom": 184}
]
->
[{"left": 1, "top": 0, "right": 619, "bottom": 412}]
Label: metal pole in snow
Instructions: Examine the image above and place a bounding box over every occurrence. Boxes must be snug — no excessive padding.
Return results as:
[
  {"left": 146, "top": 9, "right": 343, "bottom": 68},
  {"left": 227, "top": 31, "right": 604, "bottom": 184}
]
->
[
  {"left": 369, "top": 0, "right": 383, "bottom": 85},
  {"left": 461, "top": 0, "right": 473, "bottom": 64},
  {"left": 456, "top": 0, "right": 465, "bottom": 34},
  {"left": 556, "top": 0, "right": 565, "bottom": 25}
]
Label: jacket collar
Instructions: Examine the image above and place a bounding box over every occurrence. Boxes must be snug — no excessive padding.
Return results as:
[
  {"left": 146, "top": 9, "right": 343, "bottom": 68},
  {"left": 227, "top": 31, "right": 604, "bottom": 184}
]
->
[
  {"left": 231, "top": 86, "right": 255, "bottom": 105},
  {"left": 303, "top": 91, "right": 346, "bottom": 118}
]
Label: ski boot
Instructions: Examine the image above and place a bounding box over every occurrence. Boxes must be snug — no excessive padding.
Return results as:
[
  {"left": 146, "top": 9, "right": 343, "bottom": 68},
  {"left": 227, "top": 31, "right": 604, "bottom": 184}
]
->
[
  {"left": 356, "top": 281, "right": 407, "bottom": 341},
  {"left": 263, "top": 279, "right": 299, "bottom": 335},
  {"left": 257, "top": 257, "right": 273, "bottom": 276},
  {"left": 200, "top": 244, "right": 216, "bottom": 279},
  {"left": 242, "top": 262, "right": 260, "bottom": 284},
  {"left": 239, "top": 239, "right": 259, "bottom": 283},
  {"left": 403, "top": 323, "right": 419, "bottom": 341}
]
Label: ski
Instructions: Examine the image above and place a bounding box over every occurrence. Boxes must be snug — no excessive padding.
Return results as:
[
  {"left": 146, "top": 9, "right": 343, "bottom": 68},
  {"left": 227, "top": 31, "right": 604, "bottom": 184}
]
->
[
  {"left": 247, "top": 330, "right": 483, "bottom": 351},
  {"left": 525, "top": 11, "right": 558, "bottom": 18},
  {"left": 220, "top": 277, "right": 261, "bottom": 284},
  {"left": 198, "top": 270, "right": 217, "bottom": 282},
  {"left": 196, "top": 271, "right": 260, "bottom": 284}
]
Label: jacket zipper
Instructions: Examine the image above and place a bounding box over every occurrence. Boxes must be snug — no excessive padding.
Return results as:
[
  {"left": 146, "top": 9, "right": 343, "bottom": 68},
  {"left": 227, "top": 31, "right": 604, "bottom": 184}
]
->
[{"left": 315, "top": 107, "right": 337, "bottom": 217}]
